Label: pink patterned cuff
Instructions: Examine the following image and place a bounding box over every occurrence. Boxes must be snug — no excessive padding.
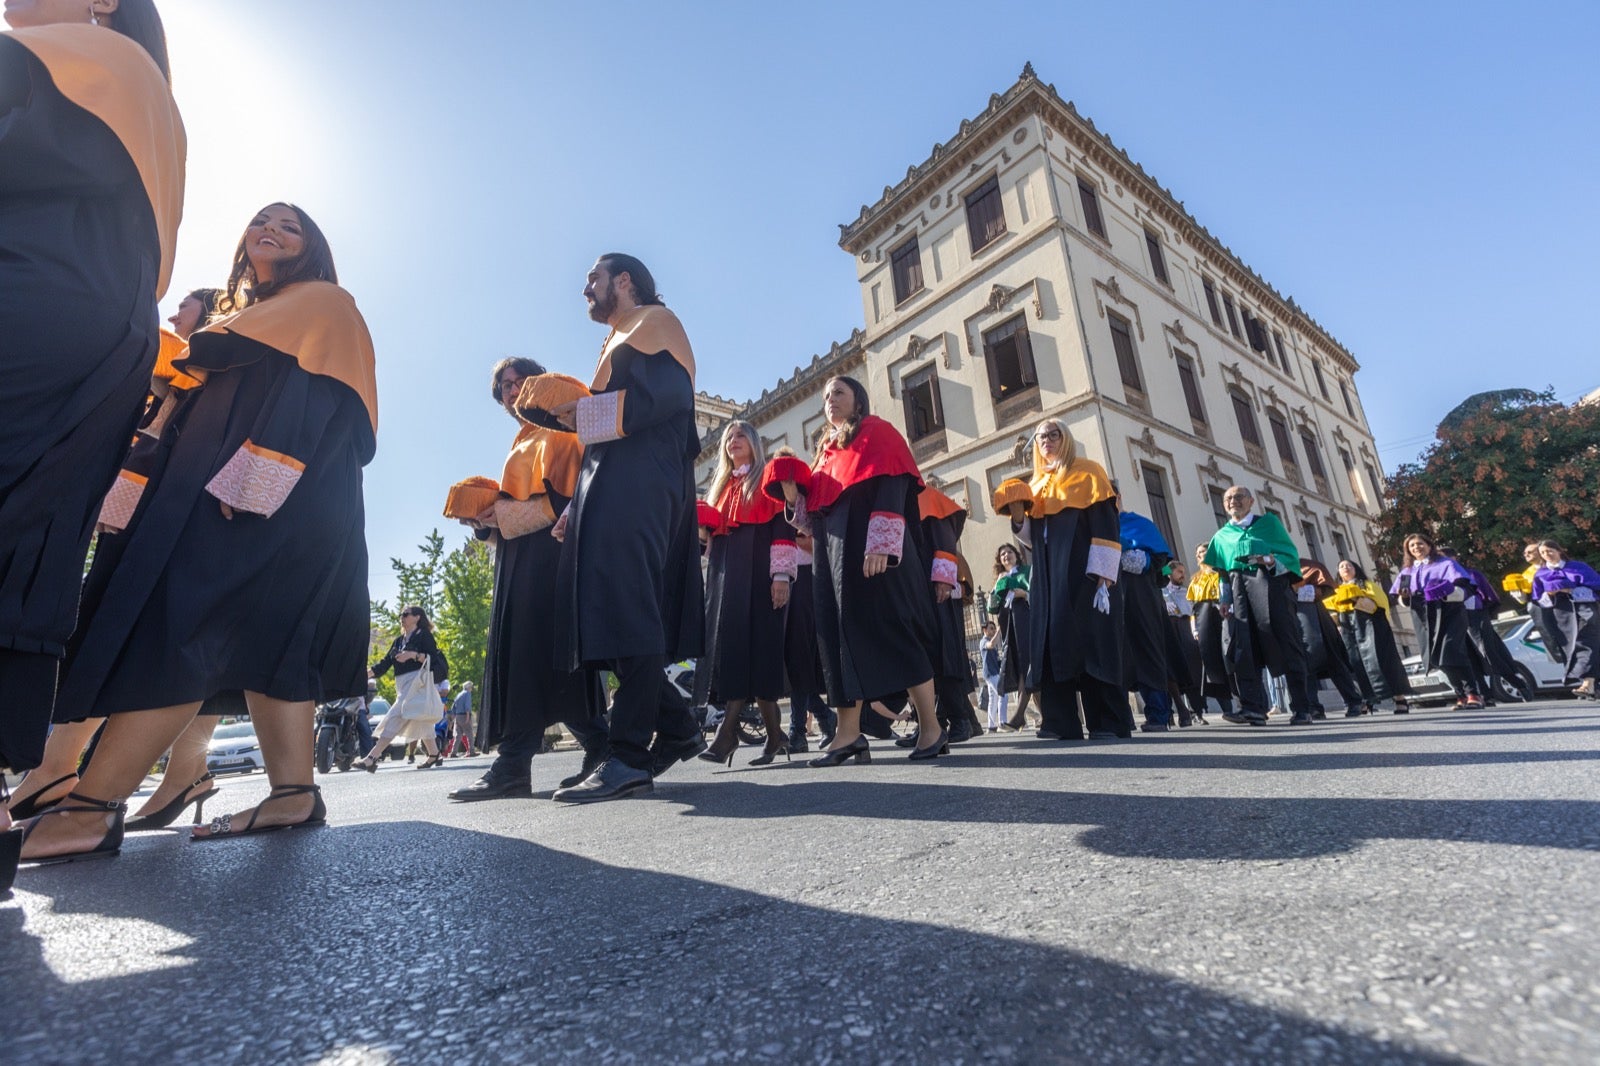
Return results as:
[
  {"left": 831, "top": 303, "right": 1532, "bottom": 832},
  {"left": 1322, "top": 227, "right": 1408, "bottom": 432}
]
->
[
  {"left": 865, "top": 511, "right": 905, "bottom": 560},
  {"left": 931, "top": 550, "right": 959, "bottom": 587},
  {"left": 206, "top": 440, "right": 305, "bottom": 517},
  {"left": 1087, "top": 537, "right": 1121, "bottom": 583},
  {"left": 770, "top": 540, "right": 799, "bottom": 581},
  {"left": 576, "top": 391, "right": 625, "bottom": 445},
  {"left": 495, "top": 496, "right": 556, "bottom": 539},
  {"left": 98, "top": 470, "right": 148, "bottom": 532}
]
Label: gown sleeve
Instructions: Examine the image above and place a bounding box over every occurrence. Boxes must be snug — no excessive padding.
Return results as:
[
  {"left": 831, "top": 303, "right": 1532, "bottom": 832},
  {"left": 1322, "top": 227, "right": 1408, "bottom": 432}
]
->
[
  {"left": 370, "top": 638, "right": 399, "bottom": 678},
  {"left": 926, "top": 514, "right": 960, "bottom": 589},
  {"left": 863, "top": 475, "right": 915, "bottom": 563},
  {"left": 493, "top": 483, "right": 567, "bottom": 540},
  {"left": 575, "top": 351, "right": 693, "bottom": 446},
  {"left": 768, "top": 513, "right": 799, "bottom": 582},
  {"left": 1085, "top": 498, "right": 1123, "bottom": 583},
  {"left": 205, "top": 360, "right": 349, "bottom": 518}
]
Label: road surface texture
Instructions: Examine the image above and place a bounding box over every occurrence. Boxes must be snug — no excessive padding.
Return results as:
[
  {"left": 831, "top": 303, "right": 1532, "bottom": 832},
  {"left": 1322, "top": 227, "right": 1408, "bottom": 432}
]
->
[{"left": 5, "top": 699, "right": 1598, "bottom": 1064}]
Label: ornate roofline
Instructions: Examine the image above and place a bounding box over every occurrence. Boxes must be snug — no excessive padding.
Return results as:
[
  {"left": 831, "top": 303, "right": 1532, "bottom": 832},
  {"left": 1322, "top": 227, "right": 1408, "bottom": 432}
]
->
[
  {"left": 695, "top": 331, "right": 866, "bottom": 462},
  {"left": 837, "top": 63, "right": 1359, "bottom": 374}
]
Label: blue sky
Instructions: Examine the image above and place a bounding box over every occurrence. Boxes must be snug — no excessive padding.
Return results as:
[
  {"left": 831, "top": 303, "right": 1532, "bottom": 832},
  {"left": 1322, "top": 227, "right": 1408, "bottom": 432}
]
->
[{"left": 155, "top": 0, "right": 1599, "bottom": 603}]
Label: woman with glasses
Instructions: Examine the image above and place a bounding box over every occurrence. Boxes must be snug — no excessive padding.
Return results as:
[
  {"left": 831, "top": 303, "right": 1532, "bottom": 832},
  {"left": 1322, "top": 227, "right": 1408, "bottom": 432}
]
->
[{"left": 1012, "top": 419, "right": 1126, "bottom": 739}]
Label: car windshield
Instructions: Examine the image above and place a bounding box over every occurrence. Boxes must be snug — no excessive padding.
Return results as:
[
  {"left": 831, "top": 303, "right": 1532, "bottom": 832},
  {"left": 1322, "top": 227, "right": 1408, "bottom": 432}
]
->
[
  {"left": 212, "top": 723, "right": 256, "bottom": 740},
  {"left": 1493, "top": 617, "right": 1527, "bottom": 639}
]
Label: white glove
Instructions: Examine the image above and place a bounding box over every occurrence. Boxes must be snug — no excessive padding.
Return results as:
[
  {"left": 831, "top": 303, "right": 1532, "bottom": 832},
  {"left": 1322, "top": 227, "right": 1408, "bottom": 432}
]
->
[
  {"left": 1119, "top": 550, "right": 1148, "bottom": 574},
  {"left": 1093, "top": 583, "right": 1112, "bottom": 615}
]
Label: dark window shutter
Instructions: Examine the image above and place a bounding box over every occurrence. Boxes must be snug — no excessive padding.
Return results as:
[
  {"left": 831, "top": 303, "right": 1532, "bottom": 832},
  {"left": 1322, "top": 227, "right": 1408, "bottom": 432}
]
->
[{"left": 1015, "top": 322, "right": 1038, "bottom": 386}]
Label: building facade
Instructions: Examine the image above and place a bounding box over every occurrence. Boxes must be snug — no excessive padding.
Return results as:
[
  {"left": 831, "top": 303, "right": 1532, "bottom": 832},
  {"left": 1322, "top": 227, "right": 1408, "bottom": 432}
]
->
[{"left": 698, "top": 65, "right": 1389, "bottom": 608}]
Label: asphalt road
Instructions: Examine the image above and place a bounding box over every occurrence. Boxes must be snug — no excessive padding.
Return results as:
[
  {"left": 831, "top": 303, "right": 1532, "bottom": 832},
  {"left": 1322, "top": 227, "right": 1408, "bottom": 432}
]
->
[{"left": 5, "top": 699, "right": 1599, "bottom": 1065}]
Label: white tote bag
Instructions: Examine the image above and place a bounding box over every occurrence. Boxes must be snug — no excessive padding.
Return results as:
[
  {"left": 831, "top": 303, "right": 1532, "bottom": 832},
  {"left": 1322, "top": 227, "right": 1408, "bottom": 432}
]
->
[{"left": 395, "top": 665, "right": 443, "bottom": 721}]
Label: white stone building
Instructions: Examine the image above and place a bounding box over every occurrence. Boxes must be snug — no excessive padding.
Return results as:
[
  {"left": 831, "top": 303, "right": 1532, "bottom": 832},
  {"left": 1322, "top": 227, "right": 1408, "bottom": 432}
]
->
[{"left": 698, "top": 65, "right": 1389, "bottom": 606}]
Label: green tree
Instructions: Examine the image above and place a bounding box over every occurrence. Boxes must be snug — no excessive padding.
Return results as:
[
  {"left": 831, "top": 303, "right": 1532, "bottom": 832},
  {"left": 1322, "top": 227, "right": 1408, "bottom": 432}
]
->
[
  {"left": 1375, "top": 389, "right": 1600, "bottom": 579},
  {"left": 369, "top": 529, "right": 495, "bottom": 699}
]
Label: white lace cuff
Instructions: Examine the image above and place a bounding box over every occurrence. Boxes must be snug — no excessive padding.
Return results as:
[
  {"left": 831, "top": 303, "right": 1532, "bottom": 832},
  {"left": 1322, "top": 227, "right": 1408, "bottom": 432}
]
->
[
  {"left": 1087, "top": 538, "right": 1121, "bottom": 582},
  {"left": 931, "top": 550, "right": 959, "bottom": 587},
  {"left": 495, "top": 496, "right": 556, "bottom": 539},
  {"left": 206, "top": 441, "right": 305, "bottom": 518},
  {"left": 865, "top": 511, "right": 905, "bottom": 561},
  {"left": 98, "top": 470, "right": 148, "bottom": 532},
  {"left": 576, "top": 391, "right": 625, "bottom": 445},
  {"left": 770, "top": 540, "right": 799, "bottom": 581}
]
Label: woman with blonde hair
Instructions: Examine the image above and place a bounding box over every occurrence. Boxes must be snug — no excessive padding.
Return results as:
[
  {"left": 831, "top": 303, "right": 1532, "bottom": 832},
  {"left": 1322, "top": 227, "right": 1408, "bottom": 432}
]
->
[
  {"left": 695, "top": 421, "right": 796, "bottom": 765},
  {"left": 1010, "top": 418, "right": 1126, "bottom": 738}
]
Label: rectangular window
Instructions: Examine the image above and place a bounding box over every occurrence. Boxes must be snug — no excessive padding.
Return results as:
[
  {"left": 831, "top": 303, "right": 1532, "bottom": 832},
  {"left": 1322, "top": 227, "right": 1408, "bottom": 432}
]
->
[
  {"left": 1312, "top": 361, "right": 1330, "bottom": 400},
  {"left": 1268, "top": 410, "right": 1297, "bottom": 469},
  {"left": 1175, "top": 354, "right": 1206, "bottom": 427},
  {"left": 1299, "top": 430, "right": 1327, "bottom": 480},
  {"left": 1244, "top": 313, "right": 1270, "bottom": 356},
  {"left": 1300, "top": 521, "right": 1323, "bottom": 564},
  {"left": 981, "top": 314, "right": 1039, "bottom": 401},
  {"left": 890, "top": 236, "right": 923, "bottom": 305},
  {"left": 1222, "top": 293, "right": 1241, "bottom": 339},
  {"left": 1202, "top": 278, "right": 1223, "bottom": 327},
  {"left": 1107, "top": 312, "right": 1144, "bottom": 393},
  {"left": 1339, "top": 447, "right": 1361, "bottom": 501},
  {"left": 1232, "top": 392, "right": 1262, "bottom": 446},
  {"left": 1340, "top": 380, "right": 1356, "bottom": 418},
  {"left": 1077, "top": 176, "right": 1106, "bottom": 239},
  {"left": 1364, "top": 463, "right": 1384, "bottom": 510},
  {"left": 1208, "top": 485, "right": 1229, "bottom": 530},
  {"left": 1272, "top": 330, "right": 1289, "bottom": 368},
  {"left": 1142, "top": 463, "right": 1178, "bottom": 551},
  {"left": 1145, "top": 230, "right": 1170, "bottom": 285},
  {"left": 964, "top": 175, "right": 1007, "bottom": 253},
  {"left": 1331, "top": 527, "right": 1350, "bottom": 563},
  {"left": 901, "top": 365, "right": 945, "bottom": 443}
]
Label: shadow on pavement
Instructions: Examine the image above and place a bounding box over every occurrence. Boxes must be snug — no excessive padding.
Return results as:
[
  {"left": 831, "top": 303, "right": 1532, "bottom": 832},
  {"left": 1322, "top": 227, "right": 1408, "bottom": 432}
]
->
[
  {"left": 1, "top": 821, "right": 1457, "bottom": 1065},
  {"left": 666, "top": 781, "right": 1600, "bottom": 859}
]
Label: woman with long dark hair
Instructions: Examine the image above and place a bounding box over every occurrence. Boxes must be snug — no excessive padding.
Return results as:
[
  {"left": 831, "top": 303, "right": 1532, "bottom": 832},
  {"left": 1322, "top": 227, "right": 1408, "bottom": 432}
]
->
[
  {"left": 20, "top": 203, "right": 376, "bottom": 862},
  {"left": 359, "top": 608, "right": 445, "bottom": 771},
  {"left": 986, "top": 542, "right": 1035, "bottom": 731},
  {"left": 1329, "top": 560, "right": 1412, "bottom": 712},
  {"left": 1392, "top": 532, "right": 1482, "bottom": 710},
  {"left": 0, "top": 0, "right": 184, "bottom": 880},
  {"left": 1530, "top": 540, "right": 1600, "bottom": 698},
  {"left": 767, "top": 376, "right": 945, "bottom": 764}
]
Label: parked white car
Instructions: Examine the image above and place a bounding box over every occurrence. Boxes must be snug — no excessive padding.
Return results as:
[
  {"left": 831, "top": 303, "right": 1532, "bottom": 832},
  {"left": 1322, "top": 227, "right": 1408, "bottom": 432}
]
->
[
  {"left": 206, "top": 720, "right": 266, "bottom": 776},
  {"left": 1402, "top": 614, "right": 1571, "bottom": 705}
]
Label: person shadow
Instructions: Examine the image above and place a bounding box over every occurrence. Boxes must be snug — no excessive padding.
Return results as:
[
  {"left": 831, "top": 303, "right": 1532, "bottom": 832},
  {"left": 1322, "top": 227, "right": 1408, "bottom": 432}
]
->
[{"left": 3, "top": 820, "right": 1464, "bottom": 1064}]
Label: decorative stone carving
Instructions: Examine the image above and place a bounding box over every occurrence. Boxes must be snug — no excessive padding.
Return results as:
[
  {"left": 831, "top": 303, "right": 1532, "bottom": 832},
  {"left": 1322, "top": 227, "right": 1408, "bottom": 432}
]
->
[
  {"left": 906, "top": 334, "right": 927, "bottom": 360},
  {"left": 1012, "top": 128, "right": 1027, "bottom": 145},
  {"left": 1091, "top": 275, "right": 1144, "bottom": 340},
  {"left": 1010, "top": 435, "right": 1030, "bottom": 465}
]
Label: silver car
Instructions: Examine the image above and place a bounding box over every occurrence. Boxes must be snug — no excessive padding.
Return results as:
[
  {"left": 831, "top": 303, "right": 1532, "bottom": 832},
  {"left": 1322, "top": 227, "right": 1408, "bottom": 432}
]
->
[
  {"left": 206, "top": 720, "right": 266, "bottom": 776},
  {"left": 1402, "top": 614, "right": 1571, "bottom": 705}
]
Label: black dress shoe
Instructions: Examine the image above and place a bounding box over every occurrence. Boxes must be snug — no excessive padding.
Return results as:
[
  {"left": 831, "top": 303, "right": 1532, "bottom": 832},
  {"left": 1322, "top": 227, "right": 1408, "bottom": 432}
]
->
[
  {"left": 1037, "top": 728, "right": 1064, "bottom": 740},
  {"left": 558, "top": 745, "right": 609, "bottom": 790},
  {"left": 894, "top": 731, "right": 918, "bottom": 749},
  {"left": 1138, "top": 722, "right": 1169, "bottom": 733},
  {"left": 1289, "top": 713, "right": 1314, "bottom": 725},
  {"left": 448, "top": 775, "right": 533, "bottom": 802},
  {"left": 788, "top": 736, "right": 810, "bottom": 754},
  {"left": 552, "top": 759, "right": 653, "bottom": 803},
  {"left": 650, "top": 733, "right": 708, "bottom": 777},
  {"left": 1220, "top": 712, "right": 1247, "bottom": 724}
]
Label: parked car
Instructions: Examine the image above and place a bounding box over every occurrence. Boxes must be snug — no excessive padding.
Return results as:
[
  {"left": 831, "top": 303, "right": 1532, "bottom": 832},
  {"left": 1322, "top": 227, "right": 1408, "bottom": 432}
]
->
[
  {"left": 206, "top": 720, "right": 266, "bottom": 776},
  {"left": 1402, "top": 614, "right": 1571, "bottom": 705}
]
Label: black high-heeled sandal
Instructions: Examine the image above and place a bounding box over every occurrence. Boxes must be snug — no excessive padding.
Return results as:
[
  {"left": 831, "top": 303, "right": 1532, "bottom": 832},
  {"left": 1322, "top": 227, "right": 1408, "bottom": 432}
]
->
[
  {"left": 191, "top": 784, "right": 325, "bottom": 841},
  {"left": 126, "top": 772, "right": 220, "bottom": 831},
  {"left": 19, "top": 792, "right": 126, "bottom": 866},
  {"left": 416, "top": 754, "right": 443, "bottom": 770},
  {"left": 808, "top": 736, "right": 870, "bottom": 767},
  {"left": 749, "top": 737, "right": 791, "bottom": 766},
  {"left": 7, "top": 772, "right": 78, "bottom": 820}
]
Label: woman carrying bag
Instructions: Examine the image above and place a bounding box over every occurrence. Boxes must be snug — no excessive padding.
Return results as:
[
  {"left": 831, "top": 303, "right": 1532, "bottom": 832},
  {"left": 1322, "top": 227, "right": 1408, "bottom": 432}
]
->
[{"left": 357, "top": 607, "right": 445, "bottom": 770}]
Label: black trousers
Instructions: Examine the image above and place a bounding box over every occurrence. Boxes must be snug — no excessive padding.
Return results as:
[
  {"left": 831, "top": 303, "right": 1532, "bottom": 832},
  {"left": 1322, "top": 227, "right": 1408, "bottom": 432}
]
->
[
  {"left": 788, "top": 690, "right": 836, "bottom": 743},
  {"left": 490, "top": 700, "right": 610, "bottom": 779},
  {"left": 1228, "top": 571, "right": 1312, "bottom": 721},
  {"left": 606, "top": 654, "right": 698, "bottom": 772},
  {"left": 1038, "top": 675, "right": 1128, "bottom": 738}
]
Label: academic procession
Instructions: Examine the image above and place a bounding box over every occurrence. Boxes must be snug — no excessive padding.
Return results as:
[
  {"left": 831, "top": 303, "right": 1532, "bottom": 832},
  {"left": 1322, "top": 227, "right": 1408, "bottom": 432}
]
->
[{"left": 5, "top": 1, "right": 1600, "bottom": 885}]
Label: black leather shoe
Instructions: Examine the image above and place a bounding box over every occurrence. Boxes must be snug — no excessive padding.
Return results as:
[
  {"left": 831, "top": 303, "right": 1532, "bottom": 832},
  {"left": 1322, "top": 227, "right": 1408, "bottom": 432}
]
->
[
  {"left": 1220, "top": 712, "right": 1247, "bottom": 724},
  {"left": 908, "top": 728, "right": 948, "bottom": 761},
  {"left": 1037, "top": 728, "right": 1064, "bottom": 740},
  {"left": 448, "top": 775, "right": 533, "bottom": 802},
  {"left": 788, "top": 736, "right": 810, "bottom": 754},
  {"left": 558, "top": 745, "right": 609, "bottom": 790},
  {"left": 552, "top": 759, "right": 653, "bottom": 803},
  {"left": 894, "top": 731, "right": 918, "bottom": 749},
  {"left": 650, "top": 733, "right": 708, "bottom": 777},
  {"left": 1289, "top": 713, "right": 1314, "bottom": 725},
  {"left": 1138, "top": 722, "right": 1170, "bottom": 733}
]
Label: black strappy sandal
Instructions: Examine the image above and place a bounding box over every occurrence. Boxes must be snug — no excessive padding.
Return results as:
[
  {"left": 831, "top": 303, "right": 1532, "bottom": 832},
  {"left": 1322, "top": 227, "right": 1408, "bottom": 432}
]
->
[
  {"left": 190, "top": 784, "right": 326, "bottom": 841},
  {"left": 7, "top": 772, "right": 79, "bottom": 820},
  {"left": 19, "top": 792, "right": 126, "bottom": 866},
  {"left": 126, "top": 772, "right": 220, "bottom": 831}
]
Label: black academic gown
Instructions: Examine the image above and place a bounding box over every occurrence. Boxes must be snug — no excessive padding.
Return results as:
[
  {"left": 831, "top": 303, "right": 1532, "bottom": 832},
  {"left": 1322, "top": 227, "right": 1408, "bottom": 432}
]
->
[
  {"left": 1026, "top": 500, "right": 1125, "bottom": 713},
  {"left": 557, "top": 345, "right": 702, "bottom": 669},
  {"left": 56, "top": 336, "right": 374, "bottom": 719},
  {"left": 784, "top": 560, "right": 824, "bottom": 698},
  {"left": 1121, "top": 556, "right": 1173, "bottom": 693},
  {"left": 697, "top": 512, "right": 791, "bottom": 704},
  {"left": 476, "top": 495, "right": 606, "bottom": 753},
  {"left": 1336, "top": 607, "right": 1411, "bottom": 703},
  {"left": 813, "top": 474, "right": 936, "bottom": 706},
  {"left": 0, "top": 38, "right": 175, "bottom": 766}
]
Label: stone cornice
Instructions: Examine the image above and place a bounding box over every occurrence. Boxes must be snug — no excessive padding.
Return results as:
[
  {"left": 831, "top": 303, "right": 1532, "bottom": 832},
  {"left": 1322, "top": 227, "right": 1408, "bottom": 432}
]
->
[
  {"left": 837, "top": 63, "right": 1359, "bottom": 377},
  {"left": 694, "top": 332, "right": 866, "bottom": 463}
]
